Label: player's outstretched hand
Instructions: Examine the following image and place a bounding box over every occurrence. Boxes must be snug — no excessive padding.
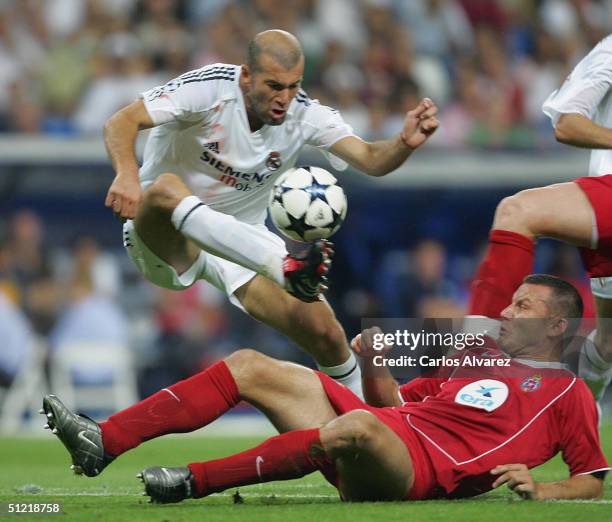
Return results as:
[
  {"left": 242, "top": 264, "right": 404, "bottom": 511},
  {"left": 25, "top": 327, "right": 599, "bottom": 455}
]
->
[
  {"left": 399, "top": 98, "right": 439, "bottom": 150},
  {"left": 350, "top": 326, "right": 393, "bottom": 358},
  {"left": 491, "top": 464, "right": 539, "bottom": 500},
  {"left": 105, "top": 175, "right": 142, "bottom": 221}
]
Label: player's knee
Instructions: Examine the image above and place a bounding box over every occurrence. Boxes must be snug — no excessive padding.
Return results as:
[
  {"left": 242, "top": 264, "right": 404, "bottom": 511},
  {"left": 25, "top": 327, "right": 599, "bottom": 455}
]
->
[
  {"left": 324, "top": 410, "right": 379, "bottom": 455},
  {"left": 224, "top": 349, "right": 274, "bottom": 390},
  {"left": 493, "top": 191, "right": 540, "bottom": 236},
  {"left": 144, "top": 173, "right": 191, "bottom": 212},
  {"left": 494, "top": 194, "right": 527, "bottom": 230}
]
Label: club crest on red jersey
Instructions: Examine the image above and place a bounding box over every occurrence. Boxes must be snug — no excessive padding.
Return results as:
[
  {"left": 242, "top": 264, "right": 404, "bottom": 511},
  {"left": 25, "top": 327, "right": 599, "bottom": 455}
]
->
[
  {"left": 266, "top": 151, "right": 282, "bottom": 171},
  {"left": 520, "top": 374, "right": 542, "bottom": 392}
]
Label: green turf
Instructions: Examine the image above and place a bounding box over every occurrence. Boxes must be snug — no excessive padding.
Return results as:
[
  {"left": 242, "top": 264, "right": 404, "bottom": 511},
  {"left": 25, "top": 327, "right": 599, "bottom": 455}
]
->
[{"left": 1, "top": 425, "right": 611, "bottom": 522}]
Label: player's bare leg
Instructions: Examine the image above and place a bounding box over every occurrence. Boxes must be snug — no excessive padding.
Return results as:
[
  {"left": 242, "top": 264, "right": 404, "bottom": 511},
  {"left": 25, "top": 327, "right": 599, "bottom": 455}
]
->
[
  {"left": 235, "top": 276, "right": 349, "bottom": 367},
  {"left": 133, "top": 173, "right": 200, "bottom": 273},
  {"left": 493, "top": 182, "right": 593, "bottom": 245},
  {"left": 319, "top": 410, "right": 414, "bottom": 501},
  {"left": 469, "top": 182, "right": 595, "bottom": 317},
  {"left": 224, "top": 349, "right": 339, "bottom": 431},
  {"left": 235, "top": 274, "right": 362, "bottom": 396},
  {"left": 495, "top": 181, "right": 612, "bottom": 357}
]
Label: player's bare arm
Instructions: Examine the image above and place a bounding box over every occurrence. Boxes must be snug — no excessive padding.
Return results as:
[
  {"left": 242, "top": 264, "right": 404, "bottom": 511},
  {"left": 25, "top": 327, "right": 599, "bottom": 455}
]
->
[
  {"left": 104, "top": 99, "right": 156, "bottom": 220},
  {"left": 555, "top": 113, "right": 612, "bottom": 149},
  {"left": 330, "top": 98, "right": 439, "bottom": 177},
  {"left": 491, "top": 464, "right": 604, "bottom": 500},
  {"left": 351, "top": 327, "right": 401, "bottom": 407}
]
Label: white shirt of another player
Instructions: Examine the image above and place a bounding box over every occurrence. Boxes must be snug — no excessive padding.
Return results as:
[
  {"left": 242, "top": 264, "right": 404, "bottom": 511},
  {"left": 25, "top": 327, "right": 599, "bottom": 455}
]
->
[
  {"left": 543, "top": 35, "right": 612, "bottom": 177},
  {"left": 140, "top": 63, "right": 355, "bottom": 224}
]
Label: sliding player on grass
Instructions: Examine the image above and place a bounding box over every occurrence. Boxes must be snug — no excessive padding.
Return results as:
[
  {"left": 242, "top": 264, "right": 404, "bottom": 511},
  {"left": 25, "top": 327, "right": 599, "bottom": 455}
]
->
[{"left": 43, "top": 274, "right": 607, "bottom": 502}]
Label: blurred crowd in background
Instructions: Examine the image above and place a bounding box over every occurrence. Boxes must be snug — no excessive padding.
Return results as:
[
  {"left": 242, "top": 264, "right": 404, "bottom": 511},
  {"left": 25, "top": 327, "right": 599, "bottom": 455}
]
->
[
  {"left": 1, "top": 0, "right": 610, "bottom": 411},
  {"left": 1, "top": 0, "right": 612, "bottom": 147},
  {"left": 0, "top": 208, "right": 240, "bottom": 396}
]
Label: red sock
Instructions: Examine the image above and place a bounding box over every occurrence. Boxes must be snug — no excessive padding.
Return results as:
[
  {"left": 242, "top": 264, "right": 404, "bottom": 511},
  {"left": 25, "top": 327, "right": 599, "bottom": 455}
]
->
[
  {"left": 468, "top": 230, "right": 535, "bottom": 317},
  {"left": 188, "top": 428, "right": 331, "bottom": 497},
  {"left": 100, "top": 361, "right": 239, "bottom": 456}
]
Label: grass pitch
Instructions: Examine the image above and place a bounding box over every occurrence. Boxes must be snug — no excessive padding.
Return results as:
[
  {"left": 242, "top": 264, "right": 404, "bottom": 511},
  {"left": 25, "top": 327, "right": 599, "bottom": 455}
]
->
[{"left": 1, "top": 425, "right": 611, "bottom": 522}]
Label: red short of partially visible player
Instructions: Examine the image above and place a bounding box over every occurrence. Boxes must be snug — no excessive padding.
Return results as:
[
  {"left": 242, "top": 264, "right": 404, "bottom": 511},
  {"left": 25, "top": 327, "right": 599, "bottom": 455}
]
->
[
  {"left": 575, "top": 174, "right": 612, "bottom": 277},
  {"left": 315, "top": 372, "right": 438, "bottom": 500}
]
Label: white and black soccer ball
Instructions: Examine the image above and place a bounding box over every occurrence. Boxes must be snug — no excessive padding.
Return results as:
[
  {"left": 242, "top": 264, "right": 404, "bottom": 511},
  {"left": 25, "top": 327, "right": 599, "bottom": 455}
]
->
[{"left": 269, "top": 166, "right": 347, "bottom": 242}]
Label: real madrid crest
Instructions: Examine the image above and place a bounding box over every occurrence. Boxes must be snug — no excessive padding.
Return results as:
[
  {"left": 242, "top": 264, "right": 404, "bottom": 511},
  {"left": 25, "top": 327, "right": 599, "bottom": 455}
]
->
[
  {"left": 266, "top": 151, "right": 282, "bottom": 171},
  {"left": 520, "top": 374, "right": 542, "bottom": 392}
]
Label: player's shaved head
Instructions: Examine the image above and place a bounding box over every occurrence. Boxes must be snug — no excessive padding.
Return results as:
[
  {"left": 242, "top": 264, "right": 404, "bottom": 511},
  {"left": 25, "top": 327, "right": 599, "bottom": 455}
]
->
[
  {"left": 247, "top": 30, "right": 304, "bottom": 73},
  {"left": 241, "top": 30, "right": 304, "bottom": 129}
]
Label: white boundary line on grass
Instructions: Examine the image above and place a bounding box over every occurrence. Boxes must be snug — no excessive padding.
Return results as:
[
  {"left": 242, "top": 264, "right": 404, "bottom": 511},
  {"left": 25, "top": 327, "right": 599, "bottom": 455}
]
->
[
  {"left": 13, "top": 414, "right": 277, "bottom": 438},
  {"left": 31, "top": 491, "right": 612, "bottom": 504},
  {"left": 456, "top": 498, "right": 612, "bottom": 505}
]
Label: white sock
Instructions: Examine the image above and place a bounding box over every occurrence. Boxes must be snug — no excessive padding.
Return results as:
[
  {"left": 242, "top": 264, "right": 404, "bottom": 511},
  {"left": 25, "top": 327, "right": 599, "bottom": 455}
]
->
[
  {"left": 171, "top": 195, "right": 285, "bottom": 286},
  {"left": 318, "top": 352, "right": 364, "bottom": 400}
]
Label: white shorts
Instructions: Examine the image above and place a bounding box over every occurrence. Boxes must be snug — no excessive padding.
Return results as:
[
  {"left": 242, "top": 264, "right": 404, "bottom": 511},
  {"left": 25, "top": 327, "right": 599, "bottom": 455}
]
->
[
  {"left": 578, "top": 330, "right": 612, "bottom": 402},
  {"left": 591, "top": 277, "right": 612, "bottom": 299},
  {"left": 122, "top": 220, "right": 288, "bottom": 311}
]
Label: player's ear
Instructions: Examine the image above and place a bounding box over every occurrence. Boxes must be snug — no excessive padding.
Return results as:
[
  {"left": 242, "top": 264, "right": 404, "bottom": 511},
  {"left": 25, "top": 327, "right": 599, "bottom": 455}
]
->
[
  {"left": 241, "top": 64, "right": 251, "bottom": 83},
  {"left": 549, "top": 317, "right": 567, "bottom": 338}
]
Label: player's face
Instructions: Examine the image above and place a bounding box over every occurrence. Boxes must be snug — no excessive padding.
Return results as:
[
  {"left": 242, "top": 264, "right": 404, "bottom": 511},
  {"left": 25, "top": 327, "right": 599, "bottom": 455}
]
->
[
  {"left": 243, "top": 55, "right": 304, "bottom": 127},
  {"left": 498, "top": 284, "right": 557, "bottom": 356}
]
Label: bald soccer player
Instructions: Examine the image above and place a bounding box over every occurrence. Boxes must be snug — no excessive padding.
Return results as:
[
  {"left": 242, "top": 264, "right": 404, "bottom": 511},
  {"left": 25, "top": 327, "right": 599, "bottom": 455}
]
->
[{"left": 103, "top": 30, "right": 439, "bottom": 397}]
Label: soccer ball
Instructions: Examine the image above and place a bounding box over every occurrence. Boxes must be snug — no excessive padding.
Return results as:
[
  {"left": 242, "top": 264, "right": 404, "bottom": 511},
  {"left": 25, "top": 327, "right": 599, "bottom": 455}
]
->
[{"left": 269, "top": 166, "right": 347, "bottom": 242}]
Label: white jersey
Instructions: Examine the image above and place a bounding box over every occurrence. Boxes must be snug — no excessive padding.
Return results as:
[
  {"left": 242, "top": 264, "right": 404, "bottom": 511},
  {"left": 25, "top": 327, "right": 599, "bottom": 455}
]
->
[
  {"left": 542, "top": 35, "right": 612, "bottom": 177},
  {"left": 140, "top": 63, "right": 355, "bottom": 224}
]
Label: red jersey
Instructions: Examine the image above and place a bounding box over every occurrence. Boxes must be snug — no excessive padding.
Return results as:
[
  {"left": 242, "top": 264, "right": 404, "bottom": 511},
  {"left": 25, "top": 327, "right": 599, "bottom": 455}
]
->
[{"left": 397, "top": 347, "right": 609, "bottom": 498}]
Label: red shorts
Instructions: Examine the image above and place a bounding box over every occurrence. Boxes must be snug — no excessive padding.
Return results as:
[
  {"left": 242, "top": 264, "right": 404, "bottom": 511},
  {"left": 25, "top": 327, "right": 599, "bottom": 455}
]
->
[
  {"left": 575, "top": 175, "right": 612, "bottom": 277},
  {"left": 316, "top": 372, "right": 438, "bottom": 500}
]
